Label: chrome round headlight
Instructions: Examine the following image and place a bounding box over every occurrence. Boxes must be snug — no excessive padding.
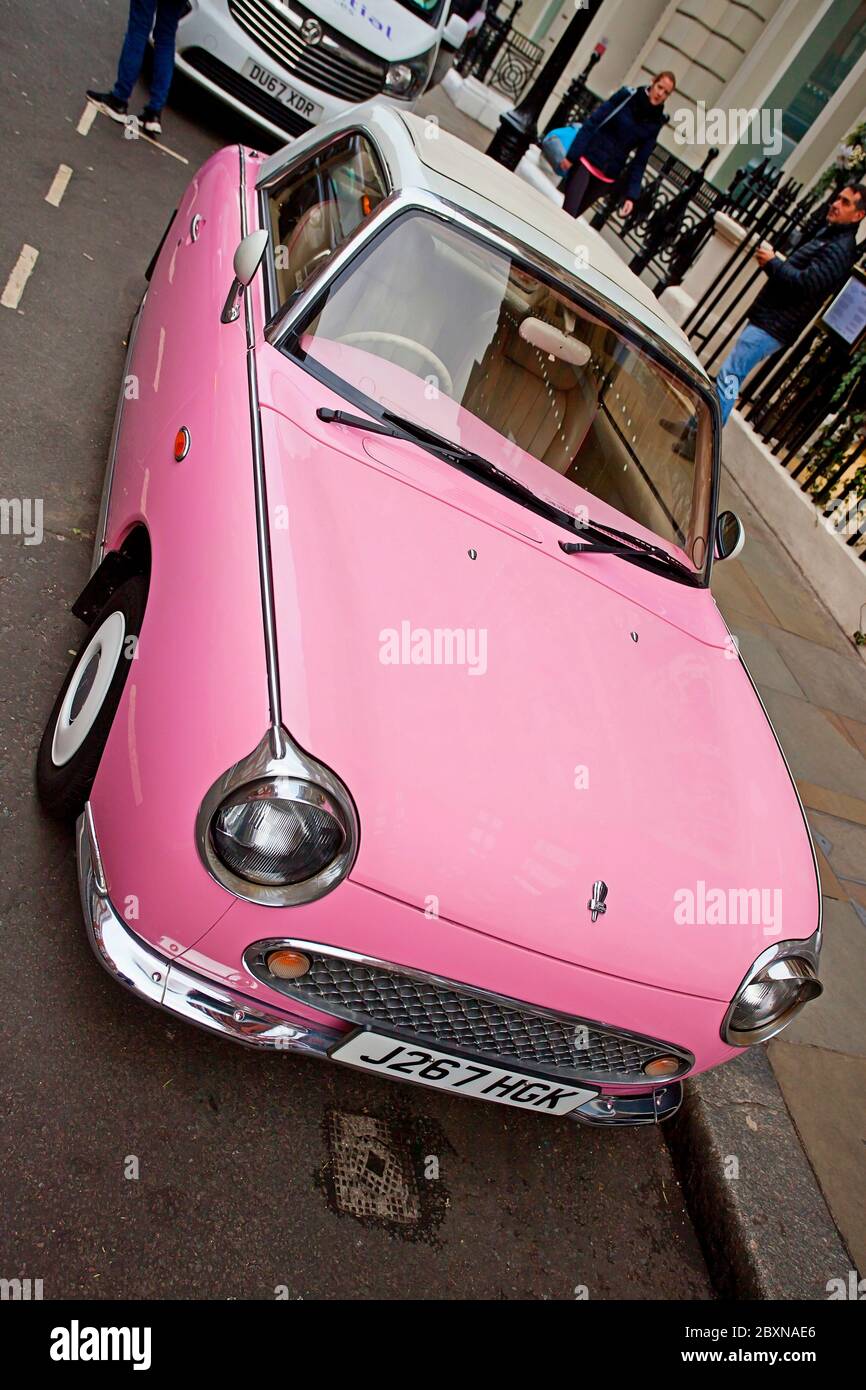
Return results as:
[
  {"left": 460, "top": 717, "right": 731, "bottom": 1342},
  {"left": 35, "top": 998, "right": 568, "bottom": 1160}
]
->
[
  {"left": 210, "top": 778, "right": 346, "bottom": 887},
  {"left": 722, "top": 955, "right": 822, "bottom": 1046}
]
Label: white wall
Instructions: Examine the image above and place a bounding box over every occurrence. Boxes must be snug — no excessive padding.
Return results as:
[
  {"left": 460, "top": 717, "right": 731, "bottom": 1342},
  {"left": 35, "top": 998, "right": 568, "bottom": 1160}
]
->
[{"left": 724, "top": 414, "right": 866, "bottom": 649}]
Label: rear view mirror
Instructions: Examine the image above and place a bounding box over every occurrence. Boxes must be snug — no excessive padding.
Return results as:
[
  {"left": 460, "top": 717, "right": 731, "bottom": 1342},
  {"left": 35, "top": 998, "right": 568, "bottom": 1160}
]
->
[
  {"left": 221, "top": 229, "right": 269, "bottom": 324},
  {"left": 715, "top": 509, "right": 745, "bottom": 561},
  {"left": 519, "top": 316, "right": 591, "bottom": 366}
]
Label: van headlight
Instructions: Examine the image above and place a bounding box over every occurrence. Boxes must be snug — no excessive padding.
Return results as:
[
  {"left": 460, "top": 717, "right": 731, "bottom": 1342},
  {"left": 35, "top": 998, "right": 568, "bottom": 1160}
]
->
[
  {"left": 722, "top": 943, "right": 822, "bottom": 1046},
  {"left": 385, "top": 51, "right": 434, "bottom": 99}
]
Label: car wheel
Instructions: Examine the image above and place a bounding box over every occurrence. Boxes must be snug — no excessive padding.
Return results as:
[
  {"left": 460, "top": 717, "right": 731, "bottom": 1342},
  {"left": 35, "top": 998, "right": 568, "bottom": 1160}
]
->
[{"left": 36, "top": 574, "right": 147, "bottom": 819}]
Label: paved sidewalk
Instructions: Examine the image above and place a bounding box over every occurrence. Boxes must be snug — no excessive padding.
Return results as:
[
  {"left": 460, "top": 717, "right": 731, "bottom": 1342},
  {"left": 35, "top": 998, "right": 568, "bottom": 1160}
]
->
[
  {"left": 715, "top": 470, "right": 866, "bottom": 1276},
  {"left": 418, "top": 84, "right": 866, "bottom": 1276}
]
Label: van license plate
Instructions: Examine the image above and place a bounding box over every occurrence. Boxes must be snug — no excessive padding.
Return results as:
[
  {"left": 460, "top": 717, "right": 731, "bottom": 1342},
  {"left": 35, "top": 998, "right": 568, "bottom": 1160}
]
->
[{"left": 242, "top": 59, "right": 324, "bottom": 122}]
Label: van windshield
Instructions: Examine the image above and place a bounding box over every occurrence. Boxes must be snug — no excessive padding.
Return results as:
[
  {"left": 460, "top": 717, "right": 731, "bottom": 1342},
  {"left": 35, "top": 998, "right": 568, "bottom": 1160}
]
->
[
  {"left": 392, "top": 0, "right": 448, "bottom": 23},
  {"left": 285, "top": 210, "right": 715, "bottom": 576}
]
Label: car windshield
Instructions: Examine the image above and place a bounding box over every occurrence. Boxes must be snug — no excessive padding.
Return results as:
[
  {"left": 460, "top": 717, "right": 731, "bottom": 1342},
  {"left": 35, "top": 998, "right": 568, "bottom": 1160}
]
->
[{"left": 286, "top": 210, "right": 715, "bottom": 573}]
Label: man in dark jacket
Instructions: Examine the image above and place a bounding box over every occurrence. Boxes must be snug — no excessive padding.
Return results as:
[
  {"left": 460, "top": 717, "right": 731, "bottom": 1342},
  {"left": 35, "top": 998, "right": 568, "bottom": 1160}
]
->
[
  {"left": 714, "top": 184, "right": 865, "bottom": 426},
  {"left": 561, "top": 72, "right": 675, "bottom": 220}
]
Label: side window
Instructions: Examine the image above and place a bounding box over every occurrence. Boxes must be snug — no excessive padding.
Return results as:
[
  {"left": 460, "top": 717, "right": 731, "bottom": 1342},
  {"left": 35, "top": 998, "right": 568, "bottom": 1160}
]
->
[{"left": 268, "top": 134, "right": 388, "bottom": 306}]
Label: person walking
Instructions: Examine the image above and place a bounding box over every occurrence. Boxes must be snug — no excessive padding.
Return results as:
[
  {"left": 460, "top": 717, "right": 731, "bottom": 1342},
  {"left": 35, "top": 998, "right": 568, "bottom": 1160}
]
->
[
  {"left": 86, "top": 0, "right": 187, "bottom": 137},
  {"left": 663, "top": 183, "right": 865, "bottom": 452},
  {"left": 560, "top": 72, "right": 675, "bottom": 221}
]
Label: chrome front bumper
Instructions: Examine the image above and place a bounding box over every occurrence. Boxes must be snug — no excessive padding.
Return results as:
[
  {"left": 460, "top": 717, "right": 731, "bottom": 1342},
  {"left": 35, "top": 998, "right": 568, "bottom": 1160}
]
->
[
  {"left": 76, "top": 809, "right": 339, "bottom": 1054},
  {"left": 76, "top": 807, "right": 682, "bottom": 1126}
]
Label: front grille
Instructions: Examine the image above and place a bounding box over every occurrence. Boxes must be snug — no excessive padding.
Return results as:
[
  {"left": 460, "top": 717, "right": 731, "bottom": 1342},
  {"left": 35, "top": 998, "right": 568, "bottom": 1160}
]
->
[
  {"left": 181, "top": 47, "right": 314, "bottom": 137},
  {"left": 246, "top": 946, "right": 693, "bottom": 1085},
  {"left": 228, "top": 0, "right": 387, "bottom": 104}
]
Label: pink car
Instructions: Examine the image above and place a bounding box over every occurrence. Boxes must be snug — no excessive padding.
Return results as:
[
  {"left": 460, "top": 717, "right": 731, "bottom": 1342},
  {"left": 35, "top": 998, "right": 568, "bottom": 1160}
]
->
[{"left": 38, "top": 103, "right": 822, "bottom": 1126}]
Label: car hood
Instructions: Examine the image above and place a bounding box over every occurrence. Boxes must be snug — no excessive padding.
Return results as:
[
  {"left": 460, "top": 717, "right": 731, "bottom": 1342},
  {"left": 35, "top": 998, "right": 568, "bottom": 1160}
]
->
[{"left": 258, "top": 374, "right": 819, "bottom": 1003}]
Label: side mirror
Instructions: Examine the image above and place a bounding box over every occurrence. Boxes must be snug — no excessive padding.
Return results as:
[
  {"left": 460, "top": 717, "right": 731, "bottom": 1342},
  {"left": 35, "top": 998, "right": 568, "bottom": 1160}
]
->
[
  {"left": 221, "top": 229, "right": 269, "bottom": 324},
  {"left": 442, "top": 14, "right": 468, "bottom": 48},
  {"left": 715, "top": 509, "right": 745, "bottom": 561}
]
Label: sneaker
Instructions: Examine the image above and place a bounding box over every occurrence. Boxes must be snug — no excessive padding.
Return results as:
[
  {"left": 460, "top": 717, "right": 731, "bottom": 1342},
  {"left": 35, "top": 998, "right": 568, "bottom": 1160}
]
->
[
  {"left": 86, "top": 89, "right": 128, "bottom": 122},
  {"left": 139, "top": 107, "right": 162, "bottom": 137}
]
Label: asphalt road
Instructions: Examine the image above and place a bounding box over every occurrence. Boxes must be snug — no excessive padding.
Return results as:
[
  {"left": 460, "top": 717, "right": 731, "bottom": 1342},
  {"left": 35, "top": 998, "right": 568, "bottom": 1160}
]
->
[{"left": 0, "top": 0, "right": 712, "bottom": 1299}]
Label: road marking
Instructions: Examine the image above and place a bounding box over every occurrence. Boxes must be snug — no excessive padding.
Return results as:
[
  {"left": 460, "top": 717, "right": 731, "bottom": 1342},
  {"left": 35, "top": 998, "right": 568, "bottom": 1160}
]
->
[
  {"left": 78, "top": 100, "right": 189, "bottom": 164},
  {"left": 136, "top": 130, "right": 189, "bottom": 166},
  {"left": 45, "top": 164, "right": 73, "bottom": 207},
  {"left": 1, "top": 244, "right": 39, "bottom": 310},
  {"left": 77, "top": 101, "right": 97, "bottom": 135}
]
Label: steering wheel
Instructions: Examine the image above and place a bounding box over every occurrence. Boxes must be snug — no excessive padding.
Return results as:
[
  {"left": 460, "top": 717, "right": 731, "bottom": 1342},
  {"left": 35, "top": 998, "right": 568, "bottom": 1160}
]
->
[
  {"left": 305, "top": 248, "right": 332, "bottom": 271},
  {"left": 336, "top": 331, "right": 454, "bottom": 398},
  {"left": 294, "top": 247, "right": 332, "bottom": 286}
]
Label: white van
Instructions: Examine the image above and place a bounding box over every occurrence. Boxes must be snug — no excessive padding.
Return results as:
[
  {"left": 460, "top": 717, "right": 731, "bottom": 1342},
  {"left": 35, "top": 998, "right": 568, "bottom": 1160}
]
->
[{"left": 175, "top": 0, "right": 468, "bottom": 140}]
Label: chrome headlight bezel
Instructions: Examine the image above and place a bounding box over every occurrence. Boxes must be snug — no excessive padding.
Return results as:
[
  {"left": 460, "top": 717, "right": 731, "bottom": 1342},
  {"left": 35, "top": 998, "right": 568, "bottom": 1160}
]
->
[
  {"left": 721, "top": 933, "right": 823, "bottom": 1047},
  {"left": 196, "top": 727, "right": 359, "bottom": 906},
  {"left": 384, "top": 49, "right": 435, "bottom": 100}
]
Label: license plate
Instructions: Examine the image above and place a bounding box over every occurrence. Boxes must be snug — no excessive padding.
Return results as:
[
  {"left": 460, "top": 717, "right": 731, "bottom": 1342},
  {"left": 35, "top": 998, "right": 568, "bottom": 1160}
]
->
[
  {"left": 330, "top": 1029, "right": 597, "bottom": 1116},
  {"left": 242, "top": 59, "right": 324, "bottom": 122}
]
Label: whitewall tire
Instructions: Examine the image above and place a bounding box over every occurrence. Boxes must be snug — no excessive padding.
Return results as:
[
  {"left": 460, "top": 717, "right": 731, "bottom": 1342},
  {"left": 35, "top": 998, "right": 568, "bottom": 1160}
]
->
[{"left": 37, "top": 574, "right": 147, "bottom": 818}]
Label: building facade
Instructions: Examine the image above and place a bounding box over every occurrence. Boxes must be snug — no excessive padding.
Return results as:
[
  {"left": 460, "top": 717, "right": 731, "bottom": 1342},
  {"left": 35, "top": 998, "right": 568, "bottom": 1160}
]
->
[{"left": 513, "top": 0, "right": 866, "bottom": 189}]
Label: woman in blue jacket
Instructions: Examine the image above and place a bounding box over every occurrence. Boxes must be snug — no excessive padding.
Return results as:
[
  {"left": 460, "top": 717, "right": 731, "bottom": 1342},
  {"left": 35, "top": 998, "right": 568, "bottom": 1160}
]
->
[{"left": 561, "top": 72, "right": 675, "bottom": 220}]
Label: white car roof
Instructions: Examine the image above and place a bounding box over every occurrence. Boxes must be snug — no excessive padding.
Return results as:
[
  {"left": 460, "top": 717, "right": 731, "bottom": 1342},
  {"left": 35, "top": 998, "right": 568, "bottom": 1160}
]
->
[{"left": 258, "top": 101, "right": 707, "bottom": 381}]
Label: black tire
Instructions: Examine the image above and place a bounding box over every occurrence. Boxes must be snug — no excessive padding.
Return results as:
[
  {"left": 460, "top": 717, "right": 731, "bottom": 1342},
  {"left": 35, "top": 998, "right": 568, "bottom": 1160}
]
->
[{"left": 36, "top": 575, "right": 148, "bottom": 819}]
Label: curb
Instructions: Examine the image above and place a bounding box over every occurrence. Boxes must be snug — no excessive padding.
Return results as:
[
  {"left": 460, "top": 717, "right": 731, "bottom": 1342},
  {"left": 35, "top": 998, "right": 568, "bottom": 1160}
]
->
[{"left": 665, "top": 1047, "right": 852, "bottom": 1300}]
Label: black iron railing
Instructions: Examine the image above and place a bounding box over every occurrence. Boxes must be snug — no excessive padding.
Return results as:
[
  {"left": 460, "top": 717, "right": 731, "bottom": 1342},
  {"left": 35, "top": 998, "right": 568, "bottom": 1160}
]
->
[
  {"left": 588, "top": 147, "right": 721, "bottom": 292},
  {"left": 487, "top": 29, "right": 545, "bottom": 99},
  {"left": 682, "top": 162, "right": 828, "bottom": 368},
  {"left": 681, "top": 164, "right": 866, "bottom": 561},
  {"left": 541, "top": 47, "right": 605, "bottom": 133},
  {"left": 456, "top": 0, "right": 543, "bottom": 96}
]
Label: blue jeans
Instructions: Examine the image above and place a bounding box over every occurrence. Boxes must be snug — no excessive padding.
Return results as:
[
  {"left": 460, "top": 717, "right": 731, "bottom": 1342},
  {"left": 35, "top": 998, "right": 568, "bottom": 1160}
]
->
[
  {"left": 112, "top": 0, "right": 185, "bottom": 112},
  {"left": 715, "top": 324, "right": 784, "bottom": 426}
]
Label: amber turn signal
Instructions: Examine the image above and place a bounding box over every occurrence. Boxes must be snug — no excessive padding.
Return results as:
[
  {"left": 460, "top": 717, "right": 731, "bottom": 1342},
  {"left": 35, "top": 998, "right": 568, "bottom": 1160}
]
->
[
  {"left": 642, "top": 1056, "right": 681, "bottom": 1079},
  {"left": 174, "top": 427, "right": 191, "bottom": 461},
  {"left": 266, "top": 949, "right": 311, "bottom": 980}
]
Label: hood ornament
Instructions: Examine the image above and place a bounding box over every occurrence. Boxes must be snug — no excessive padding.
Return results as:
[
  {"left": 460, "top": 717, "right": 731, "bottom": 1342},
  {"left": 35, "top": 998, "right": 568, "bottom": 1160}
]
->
[{"left": 588, "top": 880, "right": 608, "bottom": 922}]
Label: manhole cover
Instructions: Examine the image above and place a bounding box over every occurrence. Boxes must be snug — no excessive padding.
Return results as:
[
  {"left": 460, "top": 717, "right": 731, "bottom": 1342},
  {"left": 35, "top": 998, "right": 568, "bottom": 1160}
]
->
[{"left": 326, "top": 1111, "right": 421, "bottom": 1225}]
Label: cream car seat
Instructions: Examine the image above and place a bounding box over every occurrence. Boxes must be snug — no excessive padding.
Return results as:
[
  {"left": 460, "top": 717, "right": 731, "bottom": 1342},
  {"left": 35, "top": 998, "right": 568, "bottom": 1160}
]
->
[
  {"left": 463, "top": 314, "right": 599, "bottom": 473},
  {"left": 283, "top": 201, "right": 338, "bottom": 292}
]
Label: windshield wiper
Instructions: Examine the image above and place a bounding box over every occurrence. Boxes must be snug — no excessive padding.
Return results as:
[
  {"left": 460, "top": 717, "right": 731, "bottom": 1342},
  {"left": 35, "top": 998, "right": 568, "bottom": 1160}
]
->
[
  {"left": 317, "top": 406, "right": 699, "bottom": 584},
  {"left": 318, "top": 406, "right": 585, "bottom": 535},
  {"left": 560, "top": 520, "right": 697, "bottom": 583}
]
